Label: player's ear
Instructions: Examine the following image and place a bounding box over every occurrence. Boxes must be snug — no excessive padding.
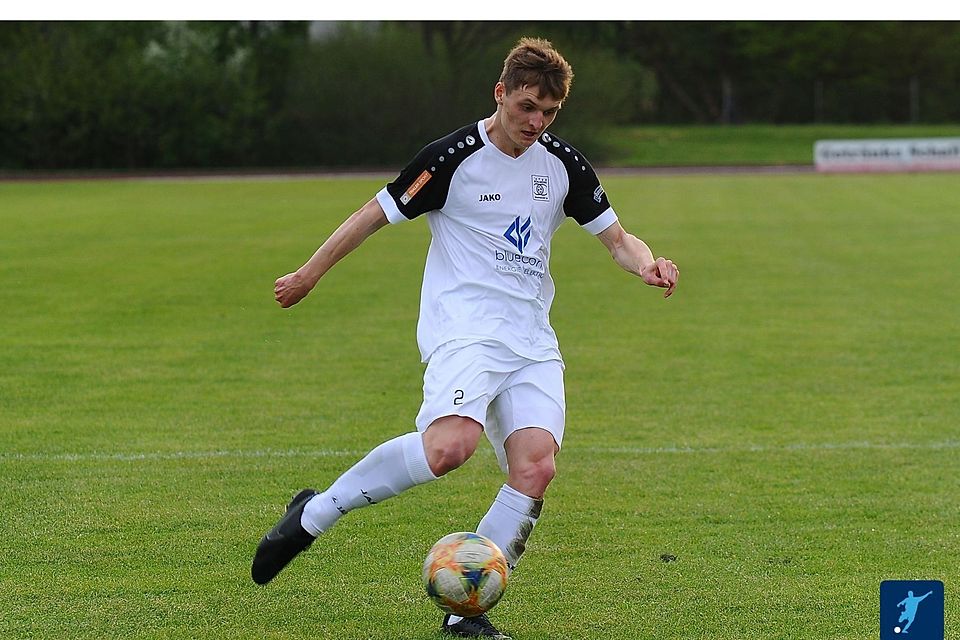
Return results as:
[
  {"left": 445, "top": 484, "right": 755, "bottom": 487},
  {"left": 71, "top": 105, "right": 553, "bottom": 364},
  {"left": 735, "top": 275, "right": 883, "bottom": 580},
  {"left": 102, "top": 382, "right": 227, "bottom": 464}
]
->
[{"left": 494, "top": 82, "right": 505, "bottom": 105}]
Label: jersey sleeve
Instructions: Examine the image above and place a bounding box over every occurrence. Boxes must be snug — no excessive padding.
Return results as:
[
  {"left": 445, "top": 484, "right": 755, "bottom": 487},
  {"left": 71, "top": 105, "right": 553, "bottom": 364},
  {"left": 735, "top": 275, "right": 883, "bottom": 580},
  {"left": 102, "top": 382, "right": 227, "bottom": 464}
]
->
[
  {"left": 377, "top": 123, "right": 482, "bottom": 224},
  {"left": 563, "top": 154, "right": 618, "bottom": 235},
  {"left": 539, "top": 133, "right": 618, "bottom": 234}
]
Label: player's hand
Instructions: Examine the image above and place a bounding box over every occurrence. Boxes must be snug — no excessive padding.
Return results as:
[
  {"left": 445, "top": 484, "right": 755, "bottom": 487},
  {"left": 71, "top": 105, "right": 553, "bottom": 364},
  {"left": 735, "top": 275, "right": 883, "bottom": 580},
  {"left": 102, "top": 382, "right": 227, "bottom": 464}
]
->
[
  {"left": 274, "top": 271, "right": 314, "bottom": 308},
  {"left": 641, "top": 257, "right": 679, "bottom": 298}
]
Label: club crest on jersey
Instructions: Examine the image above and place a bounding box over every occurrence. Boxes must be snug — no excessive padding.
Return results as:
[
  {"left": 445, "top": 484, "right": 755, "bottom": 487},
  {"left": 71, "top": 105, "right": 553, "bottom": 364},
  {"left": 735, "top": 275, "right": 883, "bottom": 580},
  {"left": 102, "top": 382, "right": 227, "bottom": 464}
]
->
[
  {"left": 504, "top": 215, "right": 532, "bottom": 254},
  {"left": 532, "top": 175, "right": 549, "bottom": 201}
]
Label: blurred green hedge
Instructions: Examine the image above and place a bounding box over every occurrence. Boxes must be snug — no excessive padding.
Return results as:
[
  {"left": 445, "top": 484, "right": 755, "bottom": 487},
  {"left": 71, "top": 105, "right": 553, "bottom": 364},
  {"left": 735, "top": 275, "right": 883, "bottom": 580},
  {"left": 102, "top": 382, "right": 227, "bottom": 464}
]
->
[{"left": 1, "top": 21, "right": 957, "bottom": 170}]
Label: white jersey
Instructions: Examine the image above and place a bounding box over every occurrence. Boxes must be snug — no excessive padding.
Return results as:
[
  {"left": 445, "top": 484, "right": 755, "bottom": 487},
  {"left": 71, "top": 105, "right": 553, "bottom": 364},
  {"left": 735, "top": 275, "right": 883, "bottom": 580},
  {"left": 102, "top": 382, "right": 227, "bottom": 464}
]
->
[{"left": 376, "top": 119, "right": 618, "bottom": 363}]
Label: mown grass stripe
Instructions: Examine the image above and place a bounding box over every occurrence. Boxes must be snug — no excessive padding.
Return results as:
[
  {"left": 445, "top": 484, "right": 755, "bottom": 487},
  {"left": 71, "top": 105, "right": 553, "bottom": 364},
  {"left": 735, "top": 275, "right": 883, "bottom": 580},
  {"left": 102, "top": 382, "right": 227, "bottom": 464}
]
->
[{"left": 3, "top": 439, "right": 958, "bottom": 463}]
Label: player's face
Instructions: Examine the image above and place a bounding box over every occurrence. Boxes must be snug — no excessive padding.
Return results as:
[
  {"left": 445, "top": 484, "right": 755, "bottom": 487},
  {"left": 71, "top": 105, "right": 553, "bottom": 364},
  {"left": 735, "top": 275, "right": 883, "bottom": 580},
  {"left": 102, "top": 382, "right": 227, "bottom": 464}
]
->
[{"left": 495, "top": 83, "right": 562, "bottom": 154}]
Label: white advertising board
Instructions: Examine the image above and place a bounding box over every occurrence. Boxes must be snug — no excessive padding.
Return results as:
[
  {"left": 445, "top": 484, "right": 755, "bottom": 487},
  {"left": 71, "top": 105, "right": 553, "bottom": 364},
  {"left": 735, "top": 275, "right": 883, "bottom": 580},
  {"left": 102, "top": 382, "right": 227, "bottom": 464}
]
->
[{"left": 814, "top": 138, "right": 960, "bottom": 173}]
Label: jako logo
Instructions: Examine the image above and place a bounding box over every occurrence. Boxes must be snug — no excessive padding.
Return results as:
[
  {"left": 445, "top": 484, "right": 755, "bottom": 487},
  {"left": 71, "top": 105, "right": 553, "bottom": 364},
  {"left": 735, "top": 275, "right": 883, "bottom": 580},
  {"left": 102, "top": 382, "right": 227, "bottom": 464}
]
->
[
  {"left": 479, "top": 193, "right": 501, "bottom": 202},
  {"left": 504, "top": 216, "right": 532, "bottom": 254}
]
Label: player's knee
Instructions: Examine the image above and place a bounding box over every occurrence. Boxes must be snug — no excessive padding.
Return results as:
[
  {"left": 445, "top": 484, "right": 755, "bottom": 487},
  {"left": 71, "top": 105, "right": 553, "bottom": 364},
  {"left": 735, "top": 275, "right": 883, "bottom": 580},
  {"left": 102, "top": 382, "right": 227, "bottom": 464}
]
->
[
  {"left": 511, "top": 455, "right": 556, "bottom": 496},
  {"left": 426, "top": 438, "right": 477, "bottom": 476},
  {"left": 423, "top": 418, "right": 482, "bottom": 476}
]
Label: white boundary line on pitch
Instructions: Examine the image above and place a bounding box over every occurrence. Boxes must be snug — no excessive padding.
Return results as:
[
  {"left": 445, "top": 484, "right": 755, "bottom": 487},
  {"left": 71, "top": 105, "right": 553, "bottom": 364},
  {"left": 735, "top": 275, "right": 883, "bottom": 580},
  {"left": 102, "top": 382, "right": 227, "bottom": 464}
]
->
[
  {"left": 2, "top": 440, "right": 959, "bottom": 463},
  {"left": 0, "top": 448, "right": 365, "bottom": 463},
  {"left": 592, "top": 440, "right": 960, "bottom": 455}
]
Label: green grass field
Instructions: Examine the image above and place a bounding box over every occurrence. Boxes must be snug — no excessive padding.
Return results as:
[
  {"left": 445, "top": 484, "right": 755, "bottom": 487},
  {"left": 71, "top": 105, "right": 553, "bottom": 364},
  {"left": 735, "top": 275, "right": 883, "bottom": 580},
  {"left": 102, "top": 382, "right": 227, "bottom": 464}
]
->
[
  {"left": 598, "top": 124, "right": 960, "bottom": 166},
  {"left": 1, "top": 172, "right": 958, "bottom": 639}
]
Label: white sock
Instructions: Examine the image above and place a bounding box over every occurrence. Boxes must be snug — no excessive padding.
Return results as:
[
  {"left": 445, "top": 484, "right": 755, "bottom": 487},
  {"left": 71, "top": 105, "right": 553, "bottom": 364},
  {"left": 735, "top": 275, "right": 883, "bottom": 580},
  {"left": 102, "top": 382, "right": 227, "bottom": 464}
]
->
[
  {"left": 476, "top": 483, "right": 543, "bottom": 573},
  {"left": 300, "top": 432, "right": 436, "bottom": 536}
]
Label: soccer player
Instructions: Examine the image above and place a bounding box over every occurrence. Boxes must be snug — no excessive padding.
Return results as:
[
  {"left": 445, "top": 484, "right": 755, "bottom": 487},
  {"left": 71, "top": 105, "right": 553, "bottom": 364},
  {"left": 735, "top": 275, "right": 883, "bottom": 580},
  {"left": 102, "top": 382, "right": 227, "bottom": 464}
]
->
[
  {"left": 252, "top": 37, "right": 679, "bottom": 639},
  {"left": 897, "top": 590, "right": 933, "bottom": 634}
]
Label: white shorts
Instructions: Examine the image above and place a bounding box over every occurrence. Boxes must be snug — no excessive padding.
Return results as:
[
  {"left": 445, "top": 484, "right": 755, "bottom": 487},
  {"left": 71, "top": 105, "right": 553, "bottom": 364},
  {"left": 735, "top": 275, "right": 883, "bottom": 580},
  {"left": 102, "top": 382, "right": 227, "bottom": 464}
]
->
[{"left": 415, "top": 340, "right": 566, "bottom": 473}]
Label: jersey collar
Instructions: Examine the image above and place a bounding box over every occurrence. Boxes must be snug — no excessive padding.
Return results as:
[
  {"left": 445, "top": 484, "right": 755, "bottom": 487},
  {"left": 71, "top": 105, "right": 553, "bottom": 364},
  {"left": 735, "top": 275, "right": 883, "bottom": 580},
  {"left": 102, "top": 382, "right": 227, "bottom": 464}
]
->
[{"left": 477, "top": 119, "right": 539, "bottom": 162}]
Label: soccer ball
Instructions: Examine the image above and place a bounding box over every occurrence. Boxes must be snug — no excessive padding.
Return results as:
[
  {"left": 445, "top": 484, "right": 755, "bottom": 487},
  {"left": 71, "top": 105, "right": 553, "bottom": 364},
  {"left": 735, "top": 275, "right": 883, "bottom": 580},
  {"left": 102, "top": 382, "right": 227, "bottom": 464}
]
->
[{"left": 422, "top": 532, "right": 508, "bottom": 617}]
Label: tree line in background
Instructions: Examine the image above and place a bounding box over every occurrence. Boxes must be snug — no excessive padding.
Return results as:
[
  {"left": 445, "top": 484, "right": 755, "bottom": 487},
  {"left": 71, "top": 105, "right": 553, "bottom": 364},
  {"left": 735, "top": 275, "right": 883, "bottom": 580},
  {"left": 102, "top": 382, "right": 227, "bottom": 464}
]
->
[{"left": 1, "top": 20, "right": 959, "bottom": 170}]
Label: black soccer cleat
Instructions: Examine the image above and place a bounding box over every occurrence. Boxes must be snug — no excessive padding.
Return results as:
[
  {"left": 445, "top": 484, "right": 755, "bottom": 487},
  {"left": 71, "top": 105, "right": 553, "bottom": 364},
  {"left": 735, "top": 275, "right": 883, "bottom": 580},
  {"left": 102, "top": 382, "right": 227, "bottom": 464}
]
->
[
  {"left": 251, "top": 488, "right": 318, "bottom": 585},
  {"left": 441, "top": 613, "right": 512, "bottom": 639}
]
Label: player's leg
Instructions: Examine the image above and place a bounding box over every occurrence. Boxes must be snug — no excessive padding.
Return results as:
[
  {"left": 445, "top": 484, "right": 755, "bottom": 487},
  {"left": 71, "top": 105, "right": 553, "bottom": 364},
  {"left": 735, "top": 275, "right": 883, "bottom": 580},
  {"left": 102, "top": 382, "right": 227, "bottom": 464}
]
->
[
  {"left": 253, "top": 418, "right": 484, "bottom": 585},
  {"left": 502, "top": 427, "right": 558, "bottom": 498},
  {"left": 251, "top": 429, "right": 440, "bottom": 585},
  {"left": 476, "top": 359, "right": 565, "bottom": 572},
  {"left": 297, "top": 416, "right": 481, "bottom": 539},
  {"left": 298, "top": 339, "right": 491, "bottom": 537},
  {"left": 298, "top": 424, "right": 463, "bottom": 536},
  {"left": 253, "top": 341, "right": 495, "bottom": 585},
  {"left": 442, "top": 362, "right": 563, "bottom": 637},
  {"left": 901, "top": 613, "right": 915, "bottom": 632},
  {"left": 477, "top": 426, "right": 557, "bottom": 571},
  {"left": 283, "top": 416, "right": 475, "bottom": 538}
]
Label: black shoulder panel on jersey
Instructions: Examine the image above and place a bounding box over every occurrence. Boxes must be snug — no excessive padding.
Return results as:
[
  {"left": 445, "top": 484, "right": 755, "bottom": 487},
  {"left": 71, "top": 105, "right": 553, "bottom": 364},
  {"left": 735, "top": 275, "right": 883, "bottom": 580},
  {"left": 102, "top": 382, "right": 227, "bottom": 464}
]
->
[
  {"left": 384, "top": 122, "right": 485, "bottom": 220},
  {"left": 536, "top": 132, "right": 612, "bottom": 227}
]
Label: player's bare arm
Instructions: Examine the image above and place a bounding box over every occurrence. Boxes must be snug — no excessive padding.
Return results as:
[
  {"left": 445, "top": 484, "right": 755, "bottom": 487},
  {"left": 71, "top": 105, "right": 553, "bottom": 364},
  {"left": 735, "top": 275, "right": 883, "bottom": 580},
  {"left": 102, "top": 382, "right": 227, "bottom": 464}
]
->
[
  {"left": 274, "top": 197, "right": 390, "bottom": 308},
  {"left": 597, "top": 220, "right": 679, "bottom": 298}
]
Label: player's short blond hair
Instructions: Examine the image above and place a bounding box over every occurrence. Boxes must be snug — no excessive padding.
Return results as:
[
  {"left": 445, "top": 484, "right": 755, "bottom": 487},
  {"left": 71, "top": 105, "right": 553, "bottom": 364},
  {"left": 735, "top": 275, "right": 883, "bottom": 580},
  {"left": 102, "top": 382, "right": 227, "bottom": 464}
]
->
[{"left": 499, "top": 37, "right": 574, "bottom": 102}]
